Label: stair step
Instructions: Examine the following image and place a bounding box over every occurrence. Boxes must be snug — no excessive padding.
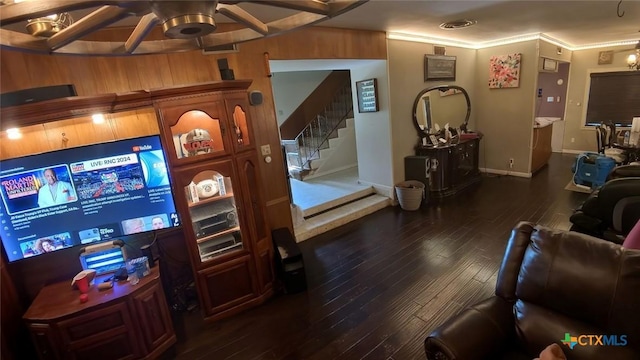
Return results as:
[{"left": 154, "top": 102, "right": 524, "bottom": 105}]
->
[
  {"left": 309, "top": 158, "right": 324, "bottom": 170},
  {"left": 319, "top": 147, "right": 333, "bottom": 159},
  {"left": 294, "top": 194, "right": 390, "bottom": 242},
  {"left": 302, "top": 186, "right": 375, "bottom": 218},
  {"left": 337, "top": 126, "right": 352, "bottom": 138},
  {"left": 345, "top": 117, "right": 355, "bottom": 128}
]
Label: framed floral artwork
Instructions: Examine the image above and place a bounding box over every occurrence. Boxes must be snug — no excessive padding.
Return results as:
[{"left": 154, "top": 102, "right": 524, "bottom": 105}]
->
[{"left": 488, "top": 53, "right": 521, "bottom": 89}]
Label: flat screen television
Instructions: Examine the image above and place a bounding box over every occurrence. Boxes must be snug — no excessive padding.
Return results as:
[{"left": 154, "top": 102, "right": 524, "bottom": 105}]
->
[{"left": 0, "top": 135, "right": 180, "bottom": 263}]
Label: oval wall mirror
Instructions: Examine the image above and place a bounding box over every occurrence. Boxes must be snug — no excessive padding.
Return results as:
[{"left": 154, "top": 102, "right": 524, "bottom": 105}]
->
[{"left": 412, "top": 85, "right": 470, "bottom": 138}]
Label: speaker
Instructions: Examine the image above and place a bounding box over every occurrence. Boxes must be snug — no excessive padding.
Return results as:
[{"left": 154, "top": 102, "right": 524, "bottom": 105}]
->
[
  {"left": 217, "top": 58, "right": 229, "bottom": 70},
  {"left": 249, "top": 91, "right": 263, "bottom": 105},
  {"left": 220, "top": 69, "right": 235, "bottom": 80},
  {"left": 217, "top": 58, "right": 235, "bottom": 80},
  {"left": 1, "top": 84, "right": 77, "bottom": 108},
  {"left": 272, "top": 228, "right": 306, "bottom": 293}
]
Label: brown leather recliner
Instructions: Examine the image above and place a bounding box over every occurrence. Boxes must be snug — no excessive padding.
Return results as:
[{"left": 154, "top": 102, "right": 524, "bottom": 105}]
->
[{"left": 424, "top": 222, "right": 640, "bottom": 360}]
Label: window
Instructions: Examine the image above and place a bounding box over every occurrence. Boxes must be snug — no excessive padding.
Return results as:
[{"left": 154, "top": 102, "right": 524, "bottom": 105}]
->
[{"left": 585, "top": 71, "right": 640, "bottom": 127}]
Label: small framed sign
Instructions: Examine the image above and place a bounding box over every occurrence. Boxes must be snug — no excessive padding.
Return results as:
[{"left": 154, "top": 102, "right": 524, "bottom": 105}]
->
[
  {"left": 356, "top": 78, "right": 379, "bottom": 113},
  {"left": 542, "top": 58, "right": 558, "bottom": 71}
]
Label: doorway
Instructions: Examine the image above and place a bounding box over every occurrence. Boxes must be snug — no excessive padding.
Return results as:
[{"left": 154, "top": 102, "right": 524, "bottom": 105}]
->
[{"left": 536, "top": 61, "right": 570, "bottom": 152}]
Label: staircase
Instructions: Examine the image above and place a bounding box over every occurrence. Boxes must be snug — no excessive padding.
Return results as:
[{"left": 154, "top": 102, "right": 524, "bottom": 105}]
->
[
  {"left": 282, "top": 79, "right": 354, "bottom": 181},
  {"left": 284, "top": 117, "right": 356, "bottom": 180}
]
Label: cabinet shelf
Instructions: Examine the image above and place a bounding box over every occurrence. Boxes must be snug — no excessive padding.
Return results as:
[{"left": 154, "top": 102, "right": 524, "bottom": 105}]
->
[
  {"left": 200, "top": 242, "right": 243, "bottom": 261},
  {"left": 188, "top": 193, "right": 234, "bottom": 208},
  {"left": 196, "top": 226, "right": 240, "bottom": 244}
]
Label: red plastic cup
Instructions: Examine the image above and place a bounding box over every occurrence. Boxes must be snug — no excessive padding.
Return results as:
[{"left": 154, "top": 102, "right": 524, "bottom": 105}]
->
[{"left": 75, "top": 276, "right": 90, "bottom": 293}]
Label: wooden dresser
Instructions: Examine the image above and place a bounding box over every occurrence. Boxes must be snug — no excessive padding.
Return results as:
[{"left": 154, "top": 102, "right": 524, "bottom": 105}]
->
[
  {"left": 23, "top": 267, "right": 175, "bottom": 360},
  {"left": 412, "top": 137, "right": 482, "bottom": 198}
]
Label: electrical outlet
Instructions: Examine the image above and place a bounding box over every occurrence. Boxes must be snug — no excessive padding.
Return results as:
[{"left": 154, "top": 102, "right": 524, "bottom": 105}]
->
[
  {"left": 260, "top": 144, "right": 271, "bottom": 156},
  {"left": 509, "top": 158, "right": 514, "bottom": 169}
]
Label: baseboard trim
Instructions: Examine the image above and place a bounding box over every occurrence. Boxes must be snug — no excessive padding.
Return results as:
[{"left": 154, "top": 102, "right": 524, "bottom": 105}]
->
[
  {"left": 481, "top": 168, "right": 532, "bottom": 178},
  {"left": 356, "top": 179, "right": 394, "bottom": 198},
  {"left": 304, "top": 164, "right": 357, "bottom": 181},
  {"left": 562, "top": 149, "right": 590, "bottom": 155}
]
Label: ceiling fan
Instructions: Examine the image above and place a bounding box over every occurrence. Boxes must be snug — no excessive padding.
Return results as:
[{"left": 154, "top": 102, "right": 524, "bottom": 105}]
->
[
  {"left": 610, "top": 39, "right": 640, "bottom": 70},
  {"left": 0, "top": 0, "right": 368, "bottom": 56}
]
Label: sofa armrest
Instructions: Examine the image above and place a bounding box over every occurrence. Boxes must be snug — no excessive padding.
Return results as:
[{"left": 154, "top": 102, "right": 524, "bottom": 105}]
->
[{"left": 425, "top": 297, "right": 515, "bottom": 360}]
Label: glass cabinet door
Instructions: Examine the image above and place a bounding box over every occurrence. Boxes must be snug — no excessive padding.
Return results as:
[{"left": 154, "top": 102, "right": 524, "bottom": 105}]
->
[
  {"left": 231, "top": 105, "right": 250, "bottom": 149},
  {"left": 184, "top": 169, "right": 243, "bottom": 262},
  {"left": 159, "top": 102, "right": 230, "bottom": 165},
  {"left": 224, "top": 97, "right": 253, "bottom": 153}
]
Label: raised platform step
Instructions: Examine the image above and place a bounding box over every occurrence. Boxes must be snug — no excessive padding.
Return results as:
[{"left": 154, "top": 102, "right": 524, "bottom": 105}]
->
[
  {"left": 294, "top": 194, "right": 390, "bottom": 242},
  {"left": 302, "top": 186, "right": 374, "bottom": 218}
]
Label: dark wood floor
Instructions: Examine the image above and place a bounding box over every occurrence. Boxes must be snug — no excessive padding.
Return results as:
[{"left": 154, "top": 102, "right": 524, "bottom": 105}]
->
[{"left": 170, "top": 154, "right": 588, "bottom": 360}]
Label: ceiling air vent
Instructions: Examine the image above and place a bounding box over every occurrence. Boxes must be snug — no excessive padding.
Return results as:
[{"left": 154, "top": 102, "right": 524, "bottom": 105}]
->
[
  {"left": 439, "top": 19, "right": 477, "bottom": 30},
  {"left": 201, "top": 43, "right": 239, "bottom": 55}
]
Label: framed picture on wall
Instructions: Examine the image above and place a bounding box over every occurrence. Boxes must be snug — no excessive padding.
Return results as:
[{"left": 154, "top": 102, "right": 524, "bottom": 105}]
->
[
  {"left": 542, "top": 58, "right": 558, "bottom": 71},
  {"left": 424, "top": 55, "right": 456, "bottom": 81},
  {"left": 356, "top": 78, "right": 379, "bottom": 113}
]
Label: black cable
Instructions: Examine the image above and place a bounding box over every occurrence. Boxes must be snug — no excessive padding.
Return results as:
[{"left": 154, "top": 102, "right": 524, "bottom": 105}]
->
[{"left": 617, "top": 0, "right": 625, "bottom": 17}]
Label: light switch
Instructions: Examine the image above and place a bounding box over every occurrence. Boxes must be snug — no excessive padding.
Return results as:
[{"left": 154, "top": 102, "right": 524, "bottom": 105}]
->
[
  {"left": 260, "top": 144, "right": 271, "bottom": 156},
  {"left": 546, "top": 96, "right": 554, "bottom": 102},
  {"left": 556, "top": 96, "right": 561, "bottom": 102}
]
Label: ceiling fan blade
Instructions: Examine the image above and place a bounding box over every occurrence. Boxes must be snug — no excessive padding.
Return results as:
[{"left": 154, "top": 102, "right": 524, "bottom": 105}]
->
[
  {"left": 327, "top": 0, "right": 369, "bottom": 17},
  {"left": 251, "top": 1, "right": 330, "bottom": 15},
  {"left": 47, "top": 6, "right": 134, "bottom": 51},
  {"left": 124, "top": 13, "right": 160, "bottom": 53},
  {"left": 217, "top": 4, "right": 269, "bottom": 35},
  {"left": 199, "top": 12, "right": 325, "bottom": 47}
]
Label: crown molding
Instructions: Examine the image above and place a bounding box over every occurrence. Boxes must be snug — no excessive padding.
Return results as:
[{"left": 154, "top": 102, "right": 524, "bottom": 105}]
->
[{"left": 387, "top": 31, "right": 638, "bottom": 52}]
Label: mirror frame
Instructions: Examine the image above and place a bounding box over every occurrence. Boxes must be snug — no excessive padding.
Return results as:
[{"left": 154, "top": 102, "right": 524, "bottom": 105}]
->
[{"left": 412, "top": 85, "right": 470, "bottom": 137}]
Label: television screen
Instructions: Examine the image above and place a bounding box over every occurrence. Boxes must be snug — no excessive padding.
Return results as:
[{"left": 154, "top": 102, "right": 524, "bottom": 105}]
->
[{"left": 0, "top": 135, "right": 180, "bottom": 262}]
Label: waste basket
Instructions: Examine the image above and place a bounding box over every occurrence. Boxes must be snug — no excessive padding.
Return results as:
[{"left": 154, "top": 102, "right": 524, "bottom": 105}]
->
[{"left": 395, "top": 180, "right": 426, "bottom": 211}]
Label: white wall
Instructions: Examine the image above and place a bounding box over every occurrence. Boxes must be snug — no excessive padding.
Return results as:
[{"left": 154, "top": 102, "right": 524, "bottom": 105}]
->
[
  {"left": 271, "top": 70, "right": 331, "bottom": 126},
  {"left": 351, "top": 61, "right": 394, "bottom": 197}
]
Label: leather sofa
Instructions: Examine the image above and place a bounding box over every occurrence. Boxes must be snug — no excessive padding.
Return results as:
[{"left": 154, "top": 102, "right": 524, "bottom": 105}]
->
[
  {"left": 569, "top": 166, "right": 640, "bottom": 243},
  {"left": 424, "top": 222, "right": 640, "bottom": 360}
]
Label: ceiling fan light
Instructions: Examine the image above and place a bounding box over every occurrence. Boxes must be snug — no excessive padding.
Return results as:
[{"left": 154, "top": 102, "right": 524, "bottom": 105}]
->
[
  {"left": 162, "top": 14, "right": 216, "bottom": 39},
  {"left": 150, "top": 0, "right": 219, "bottom": 39},
  {"left": 25, "top": 12, "right": 72, "bottom": 37}
]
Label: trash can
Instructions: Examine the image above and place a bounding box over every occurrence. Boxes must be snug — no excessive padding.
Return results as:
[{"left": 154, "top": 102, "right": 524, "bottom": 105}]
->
[{"left": 395, "top": 180, "right": 426, "bottom": 211}]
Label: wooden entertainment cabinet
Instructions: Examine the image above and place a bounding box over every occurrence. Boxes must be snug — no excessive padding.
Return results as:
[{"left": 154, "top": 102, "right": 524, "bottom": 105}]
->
[
  {"left": 23, "top": 267, "right": 175, "bottom": 360},
  {"left": 2, "top": 80, "right": 276, "bottom": 357}
]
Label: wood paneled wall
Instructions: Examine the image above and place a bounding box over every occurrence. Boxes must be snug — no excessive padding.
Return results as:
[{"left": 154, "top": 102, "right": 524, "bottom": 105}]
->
[
  {"left": 0, "top": 108, "right": 159, "bottom": 160},
  {"left": 0, "top": 25, "right": 387, "bottom": 234}
]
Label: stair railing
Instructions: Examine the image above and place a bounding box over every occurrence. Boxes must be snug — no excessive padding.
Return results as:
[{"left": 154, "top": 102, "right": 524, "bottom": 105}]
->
[{"left": 289, "top": 81, "right": 353, "bottom": 174}]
